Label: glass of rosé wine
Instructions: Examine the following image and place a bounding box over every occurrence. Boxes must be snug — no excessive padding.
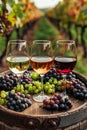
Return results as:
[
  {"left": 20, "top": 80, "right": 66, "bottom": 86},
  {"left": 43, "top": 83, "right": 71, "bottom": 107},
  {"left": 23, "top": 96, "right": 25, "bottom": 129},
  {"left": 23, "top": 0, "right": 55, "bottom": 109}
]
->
[
  {"left": 30, "top": 40, "right": 54, "bottom": 102},
  {"left": 54, "top": 40, "right": 77, "bottom": 97}
]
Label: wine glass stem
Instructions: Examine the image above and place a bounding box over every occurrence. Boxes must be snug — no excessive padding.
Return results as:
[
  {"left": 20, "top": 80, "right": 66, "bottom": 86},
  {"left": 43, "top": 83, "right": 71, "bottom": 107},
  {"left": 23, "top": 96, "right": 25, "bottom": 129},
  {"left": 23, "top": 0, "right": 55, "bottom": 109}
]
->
[
  {"left": 40, "top": 74, "right": 44, "bottom": 97},
  {"left": 62, "top": 74, "right": 67, "bottom": 97}
]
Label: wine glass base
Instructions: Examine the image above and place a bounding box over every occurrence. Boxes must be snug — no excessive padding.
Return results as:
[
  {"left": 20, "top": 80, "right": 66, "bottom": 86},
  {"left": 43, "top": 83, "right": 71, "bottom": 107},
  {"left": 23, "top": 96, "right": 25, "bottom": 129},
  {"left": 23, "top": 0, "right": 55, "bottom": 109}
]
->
[
  {"left": 33, "top": 94, "right": 49, "bottom": 102},
  {"left": 62, "top": 95, "right": 69, "bottom": 100},
  {"left": 62, "top": 91, "right": 69, "bottom": 99}
]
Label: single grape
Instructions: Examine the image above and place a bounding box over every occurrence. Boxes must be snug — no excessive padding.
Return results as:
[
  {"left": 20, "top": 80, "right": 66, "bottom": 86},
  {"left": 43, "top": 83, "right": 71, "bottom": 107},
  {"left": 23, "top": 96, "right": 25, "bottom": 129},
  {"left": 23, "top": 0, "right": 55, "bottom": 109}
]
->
[{"left": 0, "top": 98, "right": 5, "bottom": 105}]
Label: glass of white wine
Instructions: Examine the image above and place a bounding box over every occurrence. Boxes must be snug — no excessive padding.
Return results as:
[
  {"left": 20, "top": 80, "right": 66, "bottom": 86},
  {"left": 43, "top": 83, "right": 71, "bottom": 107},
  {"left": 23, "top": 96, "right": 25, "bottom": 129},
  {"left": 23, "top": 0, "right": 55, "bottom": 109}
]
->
[
  {"left": 30, "top": 40, "right": 54, "bottom": 102},
  {"left": 6, "top": 40, "right": 29, "bottom": 76}
]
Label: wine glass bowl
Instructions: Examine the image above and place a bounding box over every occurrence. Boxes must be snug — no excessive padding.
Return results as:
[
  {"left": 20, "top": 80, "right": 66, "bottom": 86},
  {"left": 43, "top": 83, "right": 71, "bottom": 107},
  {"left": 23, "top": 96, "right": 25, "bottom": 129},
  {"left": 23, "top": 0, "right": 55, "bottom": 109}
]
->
[
  {"left": 6, "top": 40, "right": 29, "bottom": 77},
  {"left": 30, "top": 57, "right": 53, "bottom": 75},
  {"left": 54, "top": 40, "right": 77, "bottom": 75},
  {"left": 30, "top": 40, "right": 54, "bottom": 102}
]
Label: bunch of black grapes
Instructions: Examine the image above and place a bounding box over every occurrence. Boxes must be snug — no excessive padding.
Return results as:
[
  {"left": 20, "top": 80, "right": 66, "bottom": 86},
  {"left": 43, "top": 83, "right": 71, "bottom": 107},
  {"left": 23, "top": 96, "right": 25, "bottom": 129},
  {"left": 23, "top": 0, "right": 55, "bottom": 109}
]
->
[
  {"left": 44, "top": 67, "right": 63, "bottom": 83},
  {"left": 0, "top": 74, "right": 18, "bottom": 91},
  {"left": 6, "top": 92, "right": 32, "bottom": 112},
  {"left": 67, "top": 78, "right": 87, "bottom": 101},
  {"left": 19, "top": 75, "right": 33, "bottom": 85},
  {"left": 0, "top": 73, "right": 33, "bottom": 91},
  {"left": 43, "top": 93, "right": 72, "bottom": 111},
  {"left": 44, "top": 67, "right": 87, "bottom": 101}
]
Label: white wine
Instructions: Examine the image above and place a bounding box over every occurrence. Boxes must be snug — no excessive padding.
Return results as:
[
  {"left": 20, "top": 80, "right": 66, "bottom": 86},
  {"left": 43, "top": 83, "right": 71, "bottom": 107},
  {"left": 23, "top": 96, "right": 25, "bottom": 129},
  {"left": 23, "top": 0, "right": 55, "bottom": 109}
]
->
[{"left": 6, "top": 56, "right": 29, "bottom": 76}]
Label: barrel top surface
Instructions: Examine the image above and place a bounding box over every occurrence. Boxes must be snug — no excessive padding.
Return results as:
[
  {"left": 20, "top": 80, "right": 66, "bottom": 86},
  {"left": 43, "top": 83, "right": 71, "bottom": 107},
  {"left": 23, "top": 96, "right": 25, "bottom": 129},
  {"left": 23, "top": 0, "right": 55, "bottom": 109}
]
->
[
  {"left": 0, "top": 70, "right": 87, "bottom": 119},
  {"left": 0, "top": 96, "right": 86, "bottom": 118}
]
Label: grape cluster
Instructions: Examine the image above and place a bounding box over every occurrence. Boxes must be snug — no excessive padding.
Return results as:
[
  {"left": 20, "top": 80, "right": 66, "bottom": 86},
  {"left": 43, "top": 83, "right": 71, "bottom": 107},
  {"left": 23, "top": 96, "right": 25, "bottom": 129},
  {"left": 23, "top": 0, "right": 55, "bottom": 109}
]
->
[
  {"left": 44, "top": 67, "right": 63, "bottom": 83},
  {"left": 13, "top": 81, "right": 42, "bottom": 95},
  {"left": 30, "top": 71, "right": 40, "bottom": 80},
  {"left": 0, "top": 2, "right": 13, "bottom": 35},
  {"left": 0, "top": 74, "right": 18, "bottom": 91},
  {"left": 44, "top": 82, "right": 55, "bottom": 94},
  {"left": 43, "top": 68, "right": 87, "bottom": 101},
  {"left": 0, "top": 90, "right": 8, "bottom": 105},
  {"left": 44, "top": 77, "right": 73, "bottom": 93},
  {"left": 67, "top": 79, "right": 87, "bottom": 101},
  {"left": 19, "top": 75, "right": 33, "bottom": 85},
  {"left": 25, "top": 81, "right": 42, "bottom": 94},
  {"left": 43, "top": 93, "right": 72, "bottom": 111},
  {"left": 66, "top": 72, "right": 76, "bottom": 81},
  {"left": 44, "top": 68, "right": 76, "bottom": 83},
  {"left": 6, "top": 92, "right": 32, "bottom": 112}
]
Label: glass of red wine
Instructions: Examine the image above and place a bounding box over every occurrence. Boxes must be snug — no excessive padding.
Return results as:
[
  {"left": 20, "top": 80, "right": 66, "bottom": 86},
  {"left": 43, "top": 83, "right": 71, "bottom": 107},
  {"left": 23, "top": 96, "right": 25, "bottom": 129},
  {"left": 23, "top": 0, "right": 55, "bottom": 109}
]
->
[
  {"left": 54, "top": 40, "right": 77, "bottom": 97},
  {"left": 30, "top": 40, "right": 54, "bottom": 102}
]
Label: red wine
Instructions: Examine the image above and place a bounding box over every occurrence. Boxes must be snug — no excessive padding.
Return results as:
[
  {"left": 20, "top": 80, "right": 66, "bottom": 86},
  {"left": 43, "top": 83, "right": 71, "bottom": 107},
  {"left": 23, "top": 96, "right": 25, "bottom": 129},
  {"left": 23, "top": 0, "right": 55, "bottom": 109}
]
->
[{"left": 54, "top": 57, "right": 77, "bottom": 74}]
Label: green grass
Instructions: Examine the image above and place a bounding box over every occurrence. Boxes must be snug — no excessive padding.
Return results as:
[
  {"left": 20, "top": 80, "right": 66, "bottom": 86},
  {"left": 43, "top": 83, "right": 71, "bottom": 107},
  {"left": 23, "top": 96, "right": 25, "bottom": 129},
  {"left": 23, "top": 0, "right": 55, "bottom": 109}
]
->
[
  {"left": 75, "top": 59, "right": 87, "bottom": 76},
  {"left": 34, "top": 15, "right": 58, "bottom": 41},
  {"left": 0, "top": 30, "right": 17, "bottom": 56},
  {"left": 10, "top": 30, "right": 17, "bottom": 40},
  {"left": 0, "top": 36, "right": 6, "bottom": 55},
  {"left": 69, "top": 25, "right": 87, "bottom": 76}
]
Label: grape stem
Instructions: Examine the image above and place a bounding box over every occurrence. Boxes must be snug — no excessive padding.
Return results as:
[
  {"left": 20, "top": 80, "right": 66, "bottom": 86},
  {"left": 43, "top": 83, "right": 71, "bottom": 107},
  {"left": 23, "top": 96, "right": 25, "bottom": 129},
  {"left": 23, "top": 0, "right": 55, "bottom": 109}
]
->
[{"left": 62, "top": 74, "right": 68, "bottom": 98}]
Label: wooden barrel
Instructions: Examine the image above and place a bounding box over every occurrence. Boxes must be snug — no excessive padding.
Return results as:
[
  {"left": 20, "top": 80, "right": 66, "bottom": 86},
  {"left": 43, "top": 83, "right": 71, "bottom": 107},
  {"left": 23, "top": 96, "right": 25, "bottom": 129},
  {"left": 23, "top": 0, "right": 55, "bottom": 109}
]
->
[{"left": 0, "top": 71, "right": 87, "bottom": 130}]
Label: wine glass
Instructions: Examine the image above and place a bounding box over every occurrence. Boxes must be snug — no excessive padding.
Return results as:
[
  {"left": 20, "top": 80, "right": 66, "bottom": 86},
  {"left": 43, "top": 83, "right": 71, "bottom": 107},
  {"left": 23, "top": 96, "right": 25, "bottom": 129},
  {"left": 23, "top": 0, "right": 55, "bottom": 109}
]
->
[
  {"left": 54, "top": 40, "right": 77, "bottom": 97},
  {"left": 30, "top": 40, "right": 54, "bottom": 102},
  {"left": 6, "top": 40, "right": 29, "bottom": 77}
]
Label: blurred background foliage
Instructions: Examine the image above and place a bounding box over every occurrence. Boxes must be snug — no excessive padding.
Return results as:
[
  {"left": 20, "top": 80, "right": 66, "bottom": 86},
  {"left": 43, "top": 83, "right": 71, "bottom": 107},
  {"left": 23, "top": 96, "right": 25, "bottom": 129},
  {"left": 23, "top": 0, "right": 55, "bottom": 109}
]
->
[{"left": 0, "top": 0, "right": 87, "bottom": 76}]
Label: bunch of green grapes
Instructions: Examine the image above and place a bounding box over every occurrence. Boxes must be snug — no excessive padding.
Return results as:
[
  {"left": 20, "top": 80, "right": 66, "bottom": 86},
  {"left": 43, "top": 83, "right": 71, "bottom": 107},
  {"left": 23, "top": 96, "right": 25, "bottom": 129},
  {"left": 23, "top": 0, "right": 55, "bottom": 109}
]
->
[
  {"left": 44, "top": 82, "right": 55, "bottom": 94},
  {"left": 13, "top": 81, "right": 42, "bottom": 95},
  {"left": 25, "top": 81, "right": 42, "bottom": 94},
  {"left": 0, "top": 90, "right": 8, "bottom": 105},
  {"left": 30, "top": 72, "right": 40, "bottom": 80},
  {"left": 45, "top": 77, "right": 65, "bottom": 92}
]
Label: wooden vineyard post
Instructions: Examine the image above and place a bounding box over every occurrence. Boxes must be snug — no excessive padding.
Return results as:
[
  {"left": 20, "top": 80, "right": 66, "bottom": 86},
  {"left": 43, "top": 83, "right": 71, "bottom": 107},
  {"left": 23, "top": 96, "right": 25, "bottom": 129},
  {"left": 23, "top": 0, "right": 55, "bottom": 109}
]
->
[
  {"left": 16, "top": 28, "right": 21, "bottom": 39},
  {"left": 80, "top": 25, "right": 87, "bottom": 58},
  {"left": 0, "top": 33, "right": 11, "bottom": 65},
  {"left": 57, "top": 19, "right": 61, "bottom": 30},
  {"left": 67, "top": 21, "right": 73, "bottom": 40},
  {"left": 74, "top": 23, "right": 80, "bottom": 46},
  {"left": 47, "top": 17, "right": 61, "bottom": 30}
]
